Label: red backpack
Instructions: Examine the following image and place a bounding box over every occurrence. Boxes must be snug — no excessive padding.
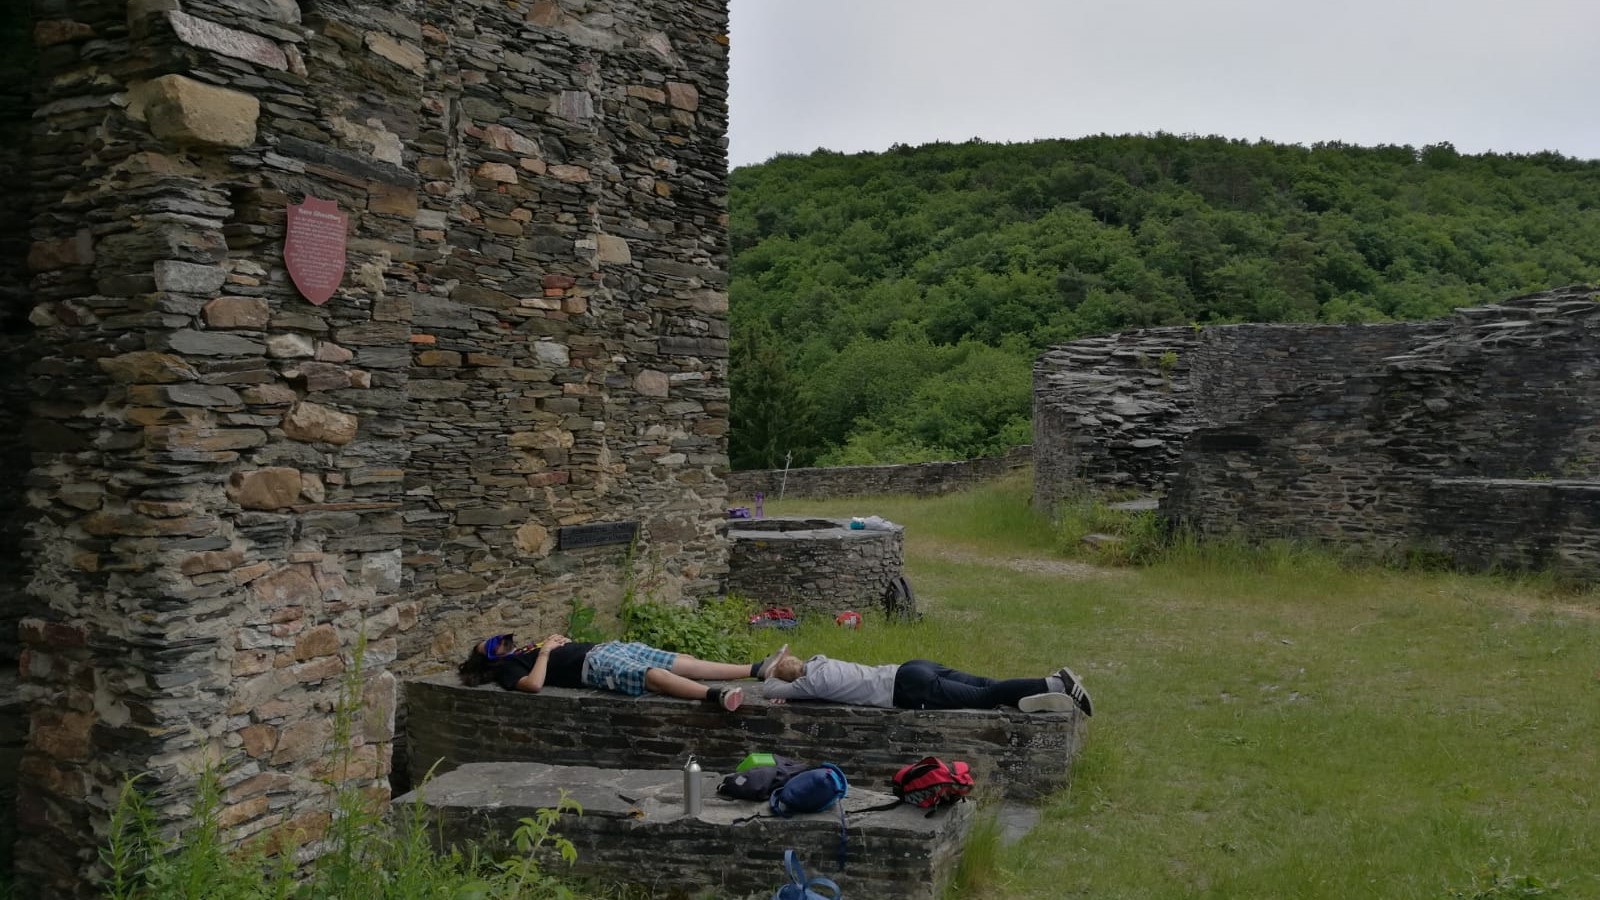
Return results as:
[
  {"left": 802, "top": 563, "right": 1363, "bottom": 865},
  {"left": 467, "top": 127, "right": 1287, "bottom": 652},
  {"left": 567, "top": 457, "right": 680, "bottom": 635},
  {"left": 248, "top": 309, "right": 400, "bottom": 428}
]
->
[{"left": 891, "top": 757, "right": 974, "bottom": 815}]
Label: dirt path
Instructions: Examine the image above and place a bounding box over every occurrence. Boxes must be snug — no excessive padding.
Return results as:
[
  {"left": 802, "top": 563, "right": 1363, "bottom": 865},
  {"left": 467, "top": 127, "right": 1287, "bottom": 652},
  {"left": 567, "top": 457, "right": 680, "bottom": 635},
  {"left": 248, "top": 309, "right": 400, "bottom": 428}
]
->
[{"left": 916, "top": 543, "right": 1123, "bottom": 581}]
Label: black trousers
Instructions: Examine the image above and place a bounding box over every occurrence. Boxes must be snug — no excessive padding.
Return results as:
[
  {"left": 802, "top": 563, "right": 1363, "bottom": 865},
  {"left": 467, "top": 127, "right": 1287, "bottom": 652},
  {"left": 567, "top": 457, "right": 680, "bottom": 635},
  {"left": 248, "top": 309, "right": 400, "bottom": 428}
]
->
[{"left": 890, "top": 659, "right": 1048, "bottom": 710}]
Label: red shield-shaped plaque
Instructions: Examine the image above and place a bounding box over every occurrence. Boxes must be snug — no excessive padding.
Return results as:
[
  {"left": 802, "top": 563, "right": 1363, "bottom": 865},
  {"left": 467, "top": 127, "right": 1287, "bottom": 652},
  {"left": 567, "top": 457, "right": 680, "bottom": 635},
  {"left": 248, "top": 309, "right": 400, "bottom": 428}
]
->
[{"left": 284, "top": 196, "right": 348, "bottom": 306}]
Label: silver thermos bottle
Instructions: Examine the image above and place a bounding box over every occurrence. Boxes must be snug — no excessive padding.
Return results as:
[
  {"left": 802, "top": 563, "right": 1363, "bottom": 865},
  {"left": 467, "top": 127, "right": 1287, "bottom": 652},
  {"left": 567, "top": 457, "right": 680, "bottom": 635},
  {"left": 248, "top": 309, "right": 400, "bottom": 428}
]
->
[{"left": 683, "top": 754, "right": 702, "bottom": 816}]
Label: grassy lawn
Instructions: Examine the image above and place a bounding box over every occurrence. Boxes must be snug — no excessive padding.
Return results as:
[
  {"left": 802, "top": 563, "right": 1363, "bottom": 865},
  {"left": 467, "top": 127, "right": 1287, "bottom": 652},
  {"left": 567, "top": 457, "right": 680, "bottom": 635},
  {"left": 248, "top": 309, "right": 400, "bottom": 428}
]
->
[{"left": 764, "top": 477, "right": 1600, "bottom": 899}]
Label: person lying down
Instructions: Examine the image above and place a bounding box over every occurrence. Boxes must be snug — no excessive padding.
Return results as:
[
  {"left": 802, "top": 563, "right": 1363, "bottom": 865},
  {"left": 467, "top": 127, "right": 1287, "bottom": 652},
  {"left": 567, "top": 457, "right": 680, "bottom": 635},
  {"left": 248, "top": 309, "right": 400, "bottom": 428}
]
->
[{"left": 763, "top": 653, "right": 1093, "bottom": 715}]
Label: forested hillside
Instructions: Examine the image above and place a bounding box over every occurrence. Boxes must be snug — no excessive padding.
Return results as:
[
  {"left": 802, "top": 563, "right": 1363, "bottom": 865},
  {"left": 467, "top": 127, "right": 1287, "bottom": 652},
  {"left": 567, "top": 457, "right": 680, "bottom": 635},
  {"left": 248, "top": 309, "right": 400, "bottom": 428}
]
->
[{"left": 727, "top": 135, "right": 1600, "bottom": 470}]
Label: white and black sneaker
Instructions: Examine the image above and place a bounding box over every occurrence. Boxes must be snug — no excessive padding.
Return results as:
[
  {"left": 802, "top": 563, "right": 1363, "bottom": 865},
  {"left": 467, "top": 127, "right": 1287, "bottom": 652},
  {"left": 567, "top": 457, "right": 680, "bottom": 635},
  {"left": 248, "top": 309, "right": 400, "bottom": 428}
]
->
[
  {"left": 1048, "top": 667, "right": 1093, "bottom": 716},
  {"left": 1019, "top": 692, "right": 1075, "bottom": 713}
]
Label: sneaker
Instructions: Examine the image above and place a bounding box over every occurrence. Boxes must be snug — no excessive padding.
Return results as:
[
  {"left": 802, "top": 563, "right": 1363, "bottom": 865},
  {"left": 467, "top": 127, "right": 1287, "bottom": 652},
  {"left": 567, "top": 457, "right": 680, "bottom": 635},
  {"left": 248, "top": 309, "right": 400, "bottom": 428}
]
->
[
  {"left": 757, "top": 644, "right": 789, "bottom": 680},
  {"left": 719, "top": 686, "right": 744, "bottom": 712},
  {"left": 1054, "top": 667, "right": 1093, "bottom": 716},
  {"left": 1019, "top": 692, "right": 1075, "bottom": 713}
]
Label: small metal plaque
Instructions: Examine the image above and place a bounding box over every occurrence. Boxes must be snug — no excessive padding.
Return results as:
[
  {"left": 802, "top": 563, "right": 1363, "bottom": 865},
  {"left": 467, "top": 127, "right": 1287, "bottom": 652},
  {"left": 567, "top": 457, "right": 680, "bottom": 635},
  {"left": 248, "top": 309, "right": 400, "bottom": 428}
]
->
[
  {"left": 284, "top": 195, "right": 348, "bottom": 306},
  {"left": 557, "top": 521, "right": 639, "bottom": 550}
]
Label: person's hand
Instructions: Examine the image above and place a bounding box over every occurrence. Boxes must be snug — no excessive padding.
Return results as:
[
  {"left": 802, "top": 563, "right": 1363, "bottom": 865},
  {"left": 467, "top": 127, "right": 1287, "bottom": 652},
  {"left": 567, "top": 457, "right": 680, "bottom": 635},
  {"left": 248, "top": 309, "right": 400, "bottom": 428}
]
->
[{"left": 543, "top": 633, "right": 569, "bottom": 650}]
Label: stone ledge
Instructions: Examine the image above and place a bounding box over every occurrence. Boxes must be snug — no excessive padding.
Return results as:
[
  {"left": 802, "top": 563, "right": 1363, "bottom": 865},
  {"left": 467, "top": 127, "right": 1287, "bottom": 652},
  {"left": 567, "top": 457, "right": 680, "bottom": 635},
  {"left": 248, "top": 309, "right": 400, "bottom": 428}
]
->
[
  {"left": 396, "top": 761, "right": 973, "bottom": 900},
  {"left": 404, "top": 675, "right": 1084, "bottom": 802}
]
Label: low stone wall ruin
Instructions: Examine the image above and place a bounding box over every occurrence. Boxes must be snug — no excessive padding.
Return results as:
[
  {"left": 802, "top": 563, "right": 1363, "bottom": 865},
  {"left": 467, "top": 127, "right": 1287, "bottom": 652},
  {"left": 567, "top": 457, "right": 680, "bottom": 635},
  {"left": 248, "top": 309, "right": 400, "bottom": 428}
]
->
[
  {"left": 1032, "top": 323, "right": 1433, "bottom": 509},
  {"left": 399, "top": 762, "right": 973, "bottom": 900},
  {"left": 405, "top": 675, "right": 1085, "bottom": 802},
  {"left": 1164, "top": 288, "right": 1600, "bottom": 570},
  {"left": 726, "top": 446, "right": 1031, "bottom": 501},
  {"left": 724, "top": 517, "right": 909, "bottom": 620}
]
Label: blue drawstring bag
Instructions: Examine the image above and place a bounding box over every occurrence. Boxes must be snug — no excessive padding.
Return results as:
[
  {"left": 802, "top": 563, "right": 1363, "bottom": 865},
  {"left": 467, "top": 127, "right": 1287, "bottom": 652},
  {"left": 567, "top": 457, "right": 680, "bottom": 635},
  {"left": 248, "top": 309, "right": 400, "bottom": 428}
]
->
[
  {"left": 769, "top": 764, "right": 850, "bottom": 869},
  {"left": 772, "top": 849, "right": 840, "bottom": 900},
  {"left": 768, "top": 763, "right": 847, "bottom": 817}
]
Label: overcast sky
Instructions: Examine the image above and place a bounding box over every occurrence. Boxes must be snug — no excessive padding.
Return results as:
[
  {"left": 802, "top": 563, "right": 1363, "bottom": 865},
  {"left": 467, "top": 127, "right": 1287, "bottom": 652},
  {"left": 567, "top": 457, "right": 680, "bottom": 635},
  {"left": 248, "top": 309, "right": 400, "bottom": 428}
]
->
[{"left": 727, "top": 0, "right": 1600, "bottom": 169}]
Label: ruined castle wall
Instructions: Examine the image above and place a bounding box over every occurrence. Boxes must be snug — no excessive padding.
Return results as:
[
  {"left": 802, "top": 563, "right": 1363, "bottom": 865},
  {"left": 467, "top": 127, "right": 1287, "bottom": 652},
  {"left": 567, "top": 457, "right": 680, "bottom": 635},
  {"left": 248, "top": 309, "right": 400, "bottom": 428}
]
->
[
  {"left": 0, "top": 3, "right": 34, "bottom": 672},
  {"left": 1032, "top": 328, "right": 1197, "bottom": 505},
  {"left": 13, "top": 0, "right": 730, "bottom": 893},
  {"left": 1031, "top": 322, "right": 1432, "bottom": 511},
  {"left": 397, "top": 0, "right": 731, "bottom": 676},
  {"left": 1165, "top": 288, "right": 1600, "bottom": 570}
]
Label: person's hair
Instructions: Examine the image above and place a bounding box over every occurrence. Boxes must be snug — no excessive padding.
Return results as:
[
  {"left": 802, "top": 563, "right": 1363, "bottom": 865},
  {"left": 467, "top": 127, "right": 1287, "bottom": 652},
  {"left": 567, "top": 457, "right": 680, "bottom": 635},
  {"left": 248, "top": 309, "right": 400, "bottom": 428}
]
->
[
  {"left": 458, "top": 645, "right": 495, "bottom": 686},
  {"left": 772, "top": 655, "right": 804, "bottom": 682}
]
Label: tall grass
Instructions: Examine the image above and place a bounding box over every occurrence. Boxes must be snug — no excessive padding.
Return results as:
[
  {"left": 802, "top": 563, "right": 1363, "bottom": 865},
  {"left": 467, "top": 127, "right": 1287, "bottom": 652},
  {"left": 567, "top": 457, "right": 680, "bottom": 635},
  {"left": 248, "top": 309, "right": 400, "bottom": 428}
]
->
[{"left": 767, "top": 476, "right": 1600, "bottom": 898}]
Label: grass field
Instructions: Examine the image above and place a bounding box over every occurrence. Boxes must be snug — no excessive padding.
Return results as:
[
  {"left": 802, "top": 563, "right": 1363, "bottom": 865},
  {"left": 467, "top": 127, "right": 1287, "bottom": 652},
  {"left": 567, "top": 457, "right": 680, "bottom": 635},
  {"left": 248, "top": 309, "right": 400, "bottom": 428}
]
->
[{"left": 764, "top": 477, "right": 1600, "bottom": 899}]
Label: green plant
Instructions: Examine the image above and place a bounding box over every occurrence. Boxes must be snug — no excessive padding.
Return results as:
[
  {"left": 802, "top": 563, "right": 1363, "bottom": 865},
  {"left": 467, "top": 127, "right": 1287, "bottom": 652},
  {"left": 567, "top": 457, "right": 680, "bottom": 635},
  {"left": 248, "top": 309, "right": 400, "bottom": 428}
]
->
[
  {"left": 100, "top": 635, "right": 598, "bottom": 900},
  {"left": 1157, "top": 350, "right": 1179, "bottom": 376},
  {"left": 564, "top": 596, "right": 608, "bottom": 644},
  {"left": 621, "top": 594, "right": 757, "bottom": 662}
]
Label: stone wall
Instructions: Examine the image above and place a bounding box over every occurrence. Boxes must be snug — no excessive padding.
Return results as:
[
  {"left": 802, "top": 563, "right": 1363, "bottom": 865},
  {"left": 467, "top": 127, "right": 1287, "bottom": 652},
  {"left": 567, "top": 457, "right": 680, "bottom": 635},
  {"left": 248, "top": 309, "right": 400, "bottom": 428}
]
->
[
  {"left": 396, "top": 0, "right": 733, "bottom": 675},
  {"left": 0, "top": 0, "right": 34, "bottom": 672},
  {"left": 725, "top": 446, "right": 1032, "bottom": 501},
  {"left": 401, "top": 762, "right": 974, "bottom": 900},
  {"left": 0, "top": 4, "right": 34, "bottom": 874},
  {"left": 11, "top": 0, "right": 730, "bottom": 893},
  {"left": 406, "top": 675, "right": 1086, "bottom": 802},
  {"left": 725, "top": 517, "right": 909, "bottom": 619},
  {"left": 1032, "top": 321, "right": 1435, "bottom": 509},
  {"left": 1165, "top": 288, "right": 1600, "bottom": 570}
]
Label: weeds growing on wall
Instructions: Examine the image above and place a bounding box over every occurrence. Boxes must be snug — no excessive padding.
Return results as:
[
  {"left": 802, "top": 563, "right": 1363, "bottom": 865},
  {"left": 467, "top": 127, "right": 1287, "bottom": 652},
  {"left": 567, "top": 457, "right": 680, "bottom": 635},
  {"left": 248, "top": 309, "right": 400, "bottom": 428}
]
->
[
  {"left": 100, "top": 637, "right": 597, "bottom": 900},
  {"left": 615, "top": 540, "right": 758, "bottom": 660},
  {"left": 563, "top": 596, "right": 607, "bottom": 644}
]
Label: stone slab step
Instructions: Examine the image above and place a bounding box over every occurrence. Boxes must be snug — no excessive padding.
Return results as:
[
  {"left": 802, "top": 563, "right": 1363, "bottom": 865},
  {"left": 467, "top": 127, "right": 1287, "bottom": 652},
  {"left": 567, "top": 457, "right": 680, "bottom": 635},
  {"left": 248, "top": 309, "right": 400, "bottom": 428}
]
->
[
  {"left": 396, "top": 761, "right": 973, "bottom": 900},
  {"left": 405, "top": 674, "right": 1084, "bottom": 802}
]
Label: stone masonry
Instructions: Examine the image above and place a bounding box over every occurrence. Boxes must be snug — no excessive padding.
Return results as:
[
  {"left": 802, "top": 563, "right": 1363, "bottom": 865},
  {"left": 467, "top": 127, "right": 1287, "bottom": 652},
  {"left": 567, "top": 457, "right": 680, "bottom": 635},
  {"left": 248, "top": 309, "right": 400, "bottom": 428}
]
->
[
  {"left": 1032, "top": 320, "right": 1436, "bottom": 509},
  {"left": 406, "top": 675, "right": 1086, "bottom": 802},
  {"left": 6, "top": 0, "right": 731, "bottom": 894},
  {"left": 397, "top": 761, "right": 974, "bottom": 900},
  {"left": 1165, "top": 287, "right": 1600, "bottom": 572},
  {"left": 725, "top": 517, "right": 911, "bottom": 620}
]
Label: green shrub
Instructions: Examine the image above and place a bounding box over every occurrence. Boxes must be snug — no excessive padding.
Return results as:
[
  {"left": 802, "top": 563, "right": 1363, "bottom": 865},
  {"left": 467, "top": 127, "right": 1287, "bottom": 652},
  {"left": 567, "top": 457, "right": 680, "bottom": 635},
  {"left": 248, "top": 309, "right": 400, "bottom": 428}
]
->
[{"left": 621, "top": 594, "right": 758, "bottom": 662}]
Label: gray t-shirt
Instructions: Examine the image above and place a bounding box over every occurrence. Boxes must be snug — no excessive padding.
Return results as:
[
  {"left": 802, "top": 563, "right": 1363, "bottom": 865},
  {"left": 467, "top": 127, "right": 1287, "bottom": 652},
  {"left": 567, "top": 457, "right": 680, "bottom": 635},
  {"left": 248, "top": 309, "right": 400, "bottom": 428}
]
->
[{"left": 763, "top": 654, "right": 899, "bottom": 708}]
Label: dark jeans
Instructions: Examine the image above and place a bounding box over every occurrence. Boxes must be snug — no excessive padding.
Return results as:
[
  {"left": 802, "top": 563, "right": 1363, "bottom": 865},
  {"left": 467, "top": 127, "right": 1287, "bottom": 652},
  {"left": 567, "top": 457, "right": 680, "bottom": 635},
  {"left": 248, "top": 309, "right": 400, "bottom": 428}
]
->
[{"left": 891, "top": 659, "right": 1048, "bottom": 710}]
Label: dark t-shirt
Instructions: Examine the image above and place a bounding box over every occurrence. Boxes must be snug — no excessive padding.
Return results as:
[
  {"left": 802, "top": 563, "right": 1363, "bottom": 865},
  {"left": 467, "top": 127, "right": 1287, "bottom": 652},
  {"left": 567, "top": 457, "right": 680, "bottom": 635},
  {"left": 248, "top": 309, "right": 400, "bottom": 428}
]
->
[{"left": 491, "top": 643, "right": 595, "bottom": 692}]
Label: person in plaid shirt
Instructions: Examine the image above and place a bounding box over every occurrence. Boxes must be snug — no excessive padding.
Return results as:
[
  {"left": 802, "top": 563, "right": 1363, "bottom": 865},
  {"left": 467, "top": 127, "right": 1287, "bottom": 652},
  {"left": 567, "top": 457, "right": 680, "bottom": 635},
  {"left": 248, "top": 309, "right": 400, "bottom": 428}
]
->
[{"left": 459, "top": 633, "right": 790, "bottom": 713}]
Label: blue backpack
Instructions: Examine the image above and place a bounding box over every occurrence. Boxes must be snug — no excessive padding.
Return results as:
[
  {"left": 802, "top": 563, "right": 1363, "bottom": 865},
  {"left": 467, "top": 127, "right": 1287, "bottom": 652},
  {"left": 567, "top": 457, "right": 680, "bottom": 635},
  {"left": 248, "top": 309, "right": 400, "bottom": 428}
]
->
[
  {"left": 770, "top": 764, "right": 850, "bottom": 869},
  {"left": 772, "top": 849, "right": 840, "bottom": 900}
]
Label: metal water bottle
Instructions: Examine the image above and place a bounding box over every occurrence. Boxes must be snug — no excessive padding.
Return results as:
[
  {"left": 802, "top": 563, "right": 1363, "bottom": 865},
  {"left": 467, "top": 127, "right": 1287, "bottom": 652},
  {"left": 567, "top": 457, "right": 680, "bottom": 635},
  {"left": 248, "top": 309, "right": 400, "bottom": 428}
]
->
[{"left": 683, "top": 754, "right": 702, "bottom": 817}]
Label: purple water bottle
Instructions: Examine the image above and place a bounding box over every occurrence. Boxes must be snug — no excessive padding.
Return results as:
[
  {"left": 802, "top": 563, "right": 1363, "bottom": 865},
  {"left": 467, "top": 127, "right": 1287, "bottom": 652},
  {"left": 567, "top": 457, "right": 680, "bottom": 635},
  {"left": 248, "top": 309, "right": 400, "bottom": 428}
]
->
[{"left": 754, "top": 491, "right": 764, "bottom": 518}]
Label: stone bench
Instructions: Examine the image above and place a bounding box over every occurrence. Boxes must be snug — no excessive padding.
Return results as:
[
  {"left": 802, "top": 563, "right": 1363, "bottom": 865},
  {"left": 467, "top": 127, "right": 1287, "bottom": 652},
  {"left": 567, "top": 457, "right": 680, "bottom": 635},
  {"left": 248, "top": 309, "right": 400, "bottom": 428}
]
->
[
  {"left": 395, "top": 761, "right": 973, "bottom": 900},
  {"left": 405, "top": 674, "right": 1084, "bottom": 801}
]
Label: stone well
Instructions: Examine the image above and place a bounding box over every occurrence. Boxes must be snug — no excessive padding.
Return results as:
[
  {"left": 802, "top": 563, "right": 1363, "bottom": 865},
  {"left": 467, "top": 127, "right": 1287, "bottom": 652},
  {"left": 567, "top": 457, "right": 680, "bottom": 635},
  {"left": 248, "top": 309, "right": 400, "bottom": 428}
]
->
[
  {"left": 725, "top": 517, "right": 910, "bottom": 620},
  {"left": 396, "top": 761, "right": 974, "bottom": 900},
  {"left": 405, "top": 675, "right": 1085, "bottom": 802}
]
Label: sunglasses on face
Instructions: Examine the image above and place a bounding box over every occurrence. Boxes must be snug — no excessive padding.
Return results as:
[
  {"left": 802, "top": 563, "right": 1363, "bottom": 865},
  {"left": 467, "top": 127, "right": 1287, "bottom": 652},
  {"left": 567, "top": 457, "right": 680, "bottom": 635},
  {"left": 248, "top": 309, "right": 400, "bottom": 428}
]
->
[{"left": 483, "top": 633, "right": 516, "bottom": 659}]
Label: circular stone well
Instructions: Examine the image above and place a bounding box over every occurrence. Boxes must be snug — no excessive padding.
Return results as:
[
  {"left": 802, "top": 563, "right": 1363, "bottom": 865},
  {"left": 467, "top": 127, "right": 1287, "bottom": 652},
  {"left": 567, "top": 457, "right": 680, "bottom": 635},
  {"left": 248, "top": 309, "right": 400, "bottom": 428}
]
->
[{"left": 725, "top": 517, "right": 912, "bottom": 620}]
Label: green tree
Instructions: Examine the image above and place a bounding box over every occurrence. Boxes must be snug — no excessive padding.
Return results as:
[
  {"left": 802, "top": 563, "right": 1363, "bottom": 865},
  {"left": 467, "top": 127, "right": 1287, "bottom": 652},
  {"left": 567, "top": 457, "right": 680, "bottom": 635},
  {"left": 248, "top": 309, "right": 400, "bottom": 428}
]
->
[{"left": 729, "top": 325, "right": 814, "bottom": 470}]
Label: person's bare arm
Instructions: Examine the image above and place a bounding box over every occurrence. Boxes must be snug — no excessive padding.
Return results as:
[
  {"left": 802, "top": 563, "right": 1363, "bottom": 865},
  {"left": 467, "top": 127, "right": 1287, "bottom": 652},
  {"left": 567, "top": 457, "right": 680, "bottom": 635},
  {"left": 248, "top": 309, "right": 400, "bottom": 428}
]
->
[{"left": 514, "top": 634, "right": 569, "bottom": 693}]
